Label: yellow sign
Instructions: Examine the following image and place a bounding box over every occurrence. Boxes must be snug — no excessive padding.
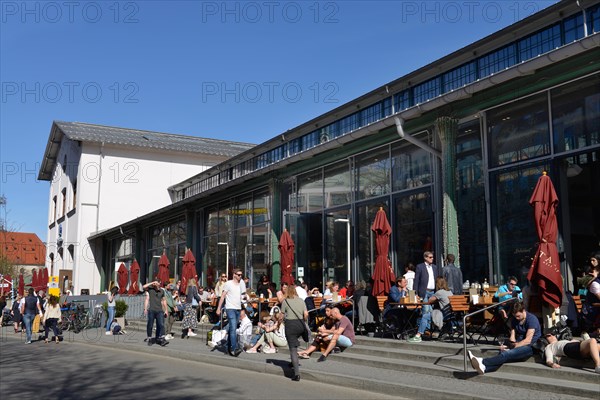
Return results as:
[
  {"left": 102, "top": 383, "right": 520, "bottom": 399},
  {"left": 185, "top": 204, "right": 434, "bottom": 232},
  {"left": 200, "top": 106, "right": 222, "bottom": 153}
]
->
[{"left": 48, "top": 276, "right": 60, "bottom": 297}]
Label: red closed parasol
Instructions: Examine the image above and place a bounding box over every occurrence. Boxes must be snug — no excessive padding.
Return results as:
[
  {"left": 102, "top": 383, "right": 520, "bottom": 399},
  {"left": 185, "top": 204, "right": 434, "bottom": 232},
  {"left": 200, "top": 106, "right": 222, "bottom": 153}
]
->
[
  {"left": 117, "top": 263, "right": 128, "bottom": 294},
  {"left": 278, "top": 229, "right": 295, "bottom": 286},
  {"left": 527, "top": 172, "right": 563, "bottom": 309},
  {"left": 157, "top": 252, "right": 171, "bottom": 286},
  {"left": 127, "top": 259, "right": 141, "bottom": 295},
  {"left": 41, "top": 267, "right": 48, "bottom": 291},
  {"left": 31, "top": 269, "right": 39, "bottom": 292},
  {"left": 371, "top": 207, "right": 396, "bottom": 296},
  {"left": 18, "top": 274, "right": 24, "bottom": 296},
  {"left": 180, "top": 248, "right": 197, "bottom": 295}
]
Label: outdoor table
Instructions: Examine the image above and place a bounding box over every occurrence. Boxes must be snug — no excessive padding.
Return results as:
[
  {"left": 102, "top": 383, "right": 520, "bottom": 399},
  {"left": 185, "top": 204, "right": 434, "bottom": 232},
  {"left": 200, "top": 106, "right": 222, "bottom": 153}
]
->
[{"left": 387, "top": 301, "right": 424, "bottom": 338}]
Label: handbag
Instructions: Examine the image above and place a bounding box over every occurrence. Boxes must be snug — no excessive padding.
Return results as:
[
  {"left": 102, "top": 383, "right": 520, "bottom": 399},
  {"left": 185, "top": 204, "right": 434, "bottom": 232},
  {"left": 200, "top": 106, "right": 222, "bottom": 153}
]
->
[
  {"left": 284, "top": 299, "right": 311, "bottom": 342},
  {"left": 190, "top": 287, "right": 199, "bottom": 307}
]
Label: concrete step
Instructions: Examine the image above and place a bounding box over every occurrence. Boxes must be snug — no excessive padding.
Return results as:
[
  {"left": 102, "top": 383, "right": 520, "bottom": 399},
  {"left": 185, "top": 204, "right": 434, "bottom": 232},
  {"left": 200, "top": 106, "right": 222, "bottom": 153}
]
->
[{"left": 124, "top": 319, "right": 600, "bottom": 398}]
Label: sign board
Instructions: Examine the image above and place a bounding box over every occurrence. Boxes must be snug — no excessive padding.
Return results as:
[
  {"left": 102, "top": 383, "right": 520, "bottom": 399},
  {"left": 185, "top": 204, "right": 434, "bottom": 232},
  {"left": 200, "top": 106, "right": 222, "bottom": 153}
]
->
[
  {"left": 48, "top": 275, "right": 60, "bottom": 297},
  {"left": 297, "top": 267, "right": 304, "bottom": 277}
]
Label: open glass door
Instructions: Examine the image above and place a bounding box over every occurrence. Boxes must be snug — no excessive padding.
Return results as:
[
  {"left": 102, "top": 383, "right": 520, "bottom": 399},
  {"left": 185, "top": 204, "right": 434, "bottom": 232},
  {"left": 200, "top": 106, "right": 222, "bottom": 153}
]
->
[
  {"left": 325, "top": 208, "right": 352, "bottom": 286},
  {"left": 284, "top": 210, "right": 323, "bottom": 289}
]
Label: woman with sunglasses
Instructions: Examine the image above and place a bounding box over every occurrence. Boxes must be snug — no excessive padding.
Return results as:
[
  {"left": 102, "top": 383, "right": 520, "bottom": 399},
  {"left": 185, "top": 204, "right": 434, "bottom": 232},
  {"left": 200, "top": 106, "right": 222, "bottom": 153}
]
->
[
  {"left": 215, "top": 273, "right": 227, "bottom": 298},
  {"left": 256, "top": 275, "right": 271, "bottom": 299}
]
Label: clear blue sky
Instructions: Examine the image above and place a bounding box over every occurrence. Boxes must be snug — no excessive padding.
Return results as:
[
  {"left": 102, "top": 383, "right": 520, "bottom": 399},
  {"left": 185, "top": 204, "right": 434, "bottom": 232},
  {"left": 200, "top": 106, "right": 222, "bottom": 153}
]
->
[{"left": 0, "top": 0, "right": 557, "bottom": 241}]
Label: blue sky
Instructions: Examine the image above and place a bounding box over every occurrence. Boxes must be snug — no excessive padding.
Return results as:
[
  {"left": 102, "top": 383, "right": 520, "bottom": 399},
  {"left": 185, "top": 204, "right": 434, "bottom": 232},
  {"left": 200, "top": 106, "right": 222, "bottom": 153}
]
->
[{"left": 0, "top": 0, "right": 557, "bottom": 241}]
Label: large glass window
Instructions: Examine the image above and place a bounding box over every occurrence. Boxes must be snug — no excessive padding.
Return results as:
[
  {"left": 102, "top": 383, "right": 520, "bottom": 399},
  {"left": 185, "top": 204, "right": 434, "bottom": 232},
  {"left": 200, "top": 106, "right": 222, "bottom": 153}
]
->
[
  {"left": 147, "top": 219, "right": 187, "bottom": 283},
  {"left": 563, "top": 13, "right": 584, "bottom": 43},
  {"left": 552, "top": 74, "right": 600, "bottom": 153},
  {"left": 356, "top": 146, "right": 390, "bottom": 201},
  {"left": 587, "top": 3, "right": 600, "bottom": 33},
  {"left": 487, "top": 93, "right": 550, "bottom": 167},
  {"left": 324, "top": 161, "right": 351, "bottom": 208},
  {"left": 490, "top": 163, "right": 548, "bottom": 285},
  {"left": 394, "top": 190, "right": 433, "bottom": 268},
  {"left": 391, "top": 142, "right": 432, "bottom": 191},
  {"left": 456, "top": 120, "right": 487, "bottom": 282},
  {"left": 414, "top": 77, "right": 440, "bottom": 104},
  {"left": 394, "top": 90, "right": 411, "bottom": 112},
  {"left": 298, "top": 170, "right": 324, "bottom": 212}
]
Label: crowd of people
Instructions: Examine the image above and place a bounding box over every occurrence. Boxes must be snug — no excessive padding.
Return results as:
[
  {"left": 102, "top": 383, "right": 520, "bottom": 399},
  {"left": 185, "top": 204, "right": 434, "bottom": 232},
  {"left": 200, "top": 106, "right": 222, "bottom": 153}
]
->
[{"left": 3, "top": 251, "right": 599, "bottom": 381}]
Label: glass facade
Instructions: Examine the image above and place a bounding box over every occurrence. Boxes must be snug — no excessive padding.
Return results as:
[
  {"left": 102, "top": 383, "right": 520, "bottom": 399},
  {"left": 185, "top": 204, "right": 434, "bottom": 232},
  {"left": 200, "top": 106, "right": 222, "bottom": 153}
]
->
[
  {"left": 147, "top": 219, "right": 187, "bottom": 283},
  {"left": 202, "top": 188, "right": 272, "bottom": 290}
]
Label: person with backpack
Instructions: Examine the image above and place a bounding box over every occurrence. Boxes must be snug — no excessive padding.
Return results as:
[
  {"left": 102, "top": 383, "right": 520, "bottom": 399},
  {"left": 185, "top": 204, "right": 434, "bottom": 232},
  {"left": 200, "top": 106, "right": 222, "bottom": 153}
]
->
[{"left": 19, "top": 288, "right": 42, "bottom": 344}]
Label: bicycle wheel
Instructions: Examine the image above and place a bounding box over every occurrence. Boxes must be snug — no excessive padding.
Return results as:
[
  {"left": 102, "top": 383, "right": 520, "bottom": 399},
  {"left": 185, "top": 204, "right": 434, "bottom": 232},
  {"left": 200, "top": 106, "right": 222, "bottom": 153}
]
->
[{"left": 60, "top": 315, "right": 71, "bottom": 332}]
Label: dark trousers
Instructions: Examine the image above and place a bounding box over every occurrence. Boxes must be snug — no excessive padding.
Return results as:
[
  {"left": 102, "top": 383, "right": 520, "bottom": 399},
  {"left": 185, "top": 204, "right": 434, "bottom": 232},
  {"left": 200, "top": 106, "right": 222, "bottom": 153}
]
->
[
  {"left": 147, "top": 310, "right": 165, "bottom": 339},
  {"left": 44, "top": 318, "right": 60, "bottom": 339}
]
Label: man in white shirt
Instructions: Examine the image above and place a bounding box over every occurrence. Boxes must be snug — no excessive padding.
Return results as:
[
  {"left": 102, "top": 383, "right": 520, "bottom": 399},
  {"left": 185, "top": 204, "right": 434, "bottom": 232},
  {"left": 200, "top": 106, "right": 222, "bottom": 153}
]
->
[
  {"left": 295, "top": 280, "right": 308, "bottom": 300},
  {"left": 217, "top": 268, "right": 247, "bottom": 357}
]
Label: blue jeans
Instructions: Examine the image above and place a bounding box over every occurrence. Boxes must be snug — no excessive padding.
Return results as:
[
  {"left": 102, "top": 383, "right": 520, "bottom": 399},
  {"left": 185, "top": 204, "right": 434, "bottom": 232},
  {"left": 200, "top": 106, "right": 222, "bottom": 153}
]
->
[
  {"left": 482, "top": 345, "right": 534, "bottom": 372},
  {"left": 146, "top": 310, "right": 165, "bottom": 339},
  {"left": 417, "top": 290, "right": 434, "bottom": 335},
  {"left": 225, "top": 308, "right": 240, "bottom": 352},
  {"left": 106, "top": 306, "right": 115, "bottom": 332},
  {"left": 23, "top": 313, "right": 35, "bottom": 342}
]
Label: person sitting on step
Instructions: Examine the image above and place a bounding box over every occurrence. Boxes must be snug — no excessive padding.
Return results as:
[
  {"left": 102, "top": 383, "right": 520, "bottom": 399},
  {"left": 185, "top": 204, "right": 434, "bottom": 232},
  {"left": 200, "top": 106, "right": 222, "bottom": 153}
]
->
[
  {"left": 245, "top": 309, "right": 287, "bottom": 353},
  {"left": 298, "top": 305, "right": 337, "bottom": 359},
  {"left": 469, "top": 302, "right": 541, "bottom": 375}
]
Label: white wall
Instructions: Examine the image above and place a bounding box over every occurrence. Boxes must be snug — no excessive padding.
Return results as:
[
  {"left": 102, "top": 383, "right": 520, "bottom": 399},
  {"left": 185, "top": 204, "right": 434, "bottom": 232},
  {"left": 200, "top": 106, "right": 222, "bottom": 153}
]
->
[{"left": 45, "top": 138, "right": 231, "bottom": 294}]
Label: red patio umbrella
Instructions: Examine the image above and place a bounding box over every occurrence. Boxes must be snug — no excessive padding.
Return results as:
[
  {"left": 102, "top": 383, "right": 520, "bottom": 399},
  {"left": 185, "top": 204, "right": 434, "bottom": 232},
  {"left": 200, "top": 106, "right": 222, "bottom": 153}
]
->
[
  {"left": 31, "top": 269, "right": 39, "bottom": 292},
  {"left": 18, "top": 273, "right": 24, "bottom": 296},
  {"left": 527, "top": 172, "right": 563, "bottom": 309},
  {"left": 117, "top": 263, "right": 128, "bottom": 294},
  {"left": 41, "top": 267, "right": 49, "bottom": 291},
  {"left": 180, "top": 248, "right": 197, "bottom": 295},
  {"left": 371, "top": 207, "right": 396, "bottom": 296},
  {"left": 157, "top": 252, "right": 171, "bottom": 286},
  {"left": 127, "top": 259, "right": 141, "bottom": 295},
  {"left": 279, "top": 229, "right": 295, "bottom": 286}
]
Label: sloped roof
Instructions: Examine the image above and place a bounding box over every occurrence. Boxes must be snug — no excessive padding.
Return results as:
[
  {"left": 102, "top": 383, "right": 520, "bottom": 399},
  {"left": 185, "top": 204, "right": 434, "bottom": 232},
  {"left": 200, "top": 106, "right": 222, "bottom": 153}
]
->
[
  {"left": 0, "top": 232, "right": 46, "bottom": 266},
  {"left": 38, "top": 121, "right": 255, "bottom": 180}
]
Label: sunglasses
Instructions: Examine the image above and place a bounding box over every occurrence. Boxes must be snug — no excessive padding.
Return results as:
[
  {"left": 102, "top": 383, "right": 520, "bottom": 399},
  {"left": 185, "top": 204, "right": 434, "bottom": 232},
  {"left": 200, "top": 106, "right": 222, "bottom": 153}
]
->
[{"left": 235, "top": 273, "right": 242, "bottom": 277}]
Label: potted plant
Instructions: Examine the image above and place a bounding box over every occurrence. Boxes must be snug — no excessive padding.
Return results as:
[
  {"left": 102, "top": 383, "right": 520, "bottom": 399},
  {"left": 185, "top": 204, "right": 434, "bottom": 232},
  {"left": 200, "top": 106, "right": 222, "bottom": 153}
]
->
[{"left": 102, "top": 299, "right": 129, "bottom": 328}]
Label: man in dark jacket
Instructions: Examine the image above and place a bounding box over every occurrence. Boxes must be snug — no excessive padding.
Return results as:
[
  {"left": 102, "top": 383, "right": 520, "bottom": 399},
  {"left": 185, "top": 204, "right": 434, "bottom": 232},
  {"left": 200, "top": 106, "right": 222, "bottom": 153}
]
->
[{"left": 442, "top": 254, "right": 463, "bottom": 295}]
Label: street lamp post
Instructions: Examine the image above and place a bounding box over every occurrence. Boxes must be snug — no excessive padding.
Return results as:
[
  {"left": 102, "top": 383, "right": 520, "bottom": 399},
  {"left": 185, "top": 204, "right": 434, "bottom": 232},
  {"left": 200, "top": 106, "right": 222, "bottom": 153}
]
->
[{"left": 334, "top": 218, "right": 351, "bottom": 282}]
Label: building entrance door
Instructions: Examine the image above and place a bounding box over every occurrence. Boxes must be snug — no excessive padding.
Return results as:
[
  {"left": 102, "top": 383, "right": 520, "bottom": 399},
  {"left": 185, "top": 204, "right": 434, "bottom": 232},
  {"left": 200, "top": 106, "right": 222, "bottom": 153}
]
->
[{"left": 285, "top": 211, "right": 323, "bottom": 290}]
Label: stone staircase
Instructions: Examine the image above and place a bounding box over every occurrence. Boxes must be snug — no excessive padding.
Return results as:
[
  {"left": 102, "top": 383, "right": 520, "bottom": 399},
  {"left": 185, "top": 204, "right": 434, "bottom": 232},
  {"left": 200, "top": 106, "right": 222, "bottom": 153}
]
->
[{"left": 126, "top": 319, "right": 599, "bottom": 399}]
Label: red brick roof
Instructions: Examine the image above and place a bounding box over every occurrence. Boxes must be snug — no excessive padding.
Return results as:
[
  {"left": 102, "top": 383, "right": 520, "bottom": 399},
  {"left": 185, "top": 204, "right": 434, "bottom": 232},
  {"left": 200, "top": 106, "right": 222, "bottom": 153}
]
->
[{"left": 0, "top": 232, "right": 46, "bottom": 266}]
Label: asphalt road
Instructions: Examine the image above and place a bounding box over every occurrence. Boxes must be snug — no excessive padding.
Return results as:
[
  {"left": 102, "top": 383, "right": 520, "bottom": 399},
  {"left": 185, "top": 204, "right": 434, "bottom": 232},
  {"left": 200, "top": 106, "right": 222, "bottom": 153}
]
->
[{"left": 0, "top": 335, "right": 403, "bottom": 400}]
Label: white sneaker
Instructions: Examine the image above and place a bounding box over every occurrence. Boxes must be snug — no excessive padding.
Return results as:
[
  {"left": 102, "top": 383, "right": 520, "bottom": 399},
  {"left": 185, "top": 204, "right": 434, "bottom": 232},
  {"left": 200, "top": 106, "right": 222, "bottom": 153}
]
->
[
  {"left": 165, "top": 334, "right": 173, "bottom": 340},
  {"left": 105, "top": 331, "right": 112, "bottom": 335},
  {"left": 594, "top": 366, "right": 600, "bottom": 374},
  {"left": 469, "top": 352, "right": 486, "bottom": 375},
  {"left": 263, "top": 346, "right": 277, "bottom": 354},
  {"left": 188, "top": 332, "right": 197, "bottom": 337},
  {"left": 582, "top": 332, "right": 591, "bottom": 341}
]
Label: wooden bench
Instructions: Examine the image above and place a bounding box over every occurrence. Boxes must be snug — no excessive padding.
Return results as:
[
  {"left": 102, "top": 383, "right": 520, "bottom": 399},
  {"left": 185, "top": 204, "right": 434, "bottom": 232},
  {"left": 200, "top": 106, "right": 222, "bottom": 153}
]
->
[{"left": 572, "top": 295, "right": 583, "bottom": 314}]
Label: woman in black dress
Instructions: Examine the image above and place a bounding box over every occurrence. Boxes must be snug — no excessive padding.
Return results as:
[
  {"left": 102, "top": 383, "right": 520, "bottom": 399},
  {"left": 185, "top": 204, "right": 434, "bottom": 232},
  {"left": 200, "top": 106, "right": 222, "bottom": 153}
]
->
[
  {"left": 11, "top": 294, "right": 22, "bottom": 333},
  {"left": 256, "top": 275, "right": 271, "bottom": 298}
]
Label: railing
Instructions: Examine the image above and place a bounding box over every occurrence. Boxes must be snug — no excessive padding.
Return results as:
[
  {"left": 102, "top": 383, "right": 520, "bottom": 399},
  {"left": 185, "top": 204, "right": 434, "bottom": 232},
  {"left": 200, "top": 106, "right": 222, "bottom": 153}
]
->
[{"left": 462, "top": 297, "right": 517, "bottom": 371}]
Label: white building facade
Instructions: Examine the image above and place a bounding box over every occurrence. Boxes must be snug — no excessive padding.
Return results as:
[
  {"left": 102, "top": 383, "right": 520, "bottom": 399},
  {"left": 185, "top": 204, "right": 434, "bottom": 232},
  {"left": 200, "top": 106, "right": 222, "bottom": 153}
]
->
[{"left": 38, "top": 121, "right": 254, "bottom": 294}]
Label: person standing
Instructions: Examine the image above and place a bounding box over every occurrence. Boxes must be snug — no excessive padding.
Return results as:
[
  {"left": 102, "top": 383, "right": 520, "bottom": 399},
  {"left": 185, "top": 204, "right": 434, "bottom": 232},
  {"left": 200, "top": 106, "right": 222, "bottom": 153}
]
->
[
  {"left": 105, "top": 286, "right": 118, "bottom": 335},
  {"left": 182, "top": 278, "right": 201, "bottom": 338},
  {"left": 163, "top": 283, "right": 176, "bottom": 340},
  {"left": 215, "top": 273, "right": 227, "bottom": 297},
  {"left": 442, "top": 254, "right": 463, "bottom": 295},
  {"left": 143, "top": 281, "right": 169, "bottom": 346},
  {"left": 20, "top": 288, "right": 42, "bottom": 344},
  {"left": 216, "top": 268, "right": 247, "bottom": 357},
  {"left": 281, "top": 284, "right": 308, "bottom": 381},
  {"left": 404, "top": 262, "right": 416, "bottom": 291},
  {"left": 11, "top": 293, "right": 22, "bottom": 333},
  {"left": 0, "top": 295, "right": 6, "bottom": 327},
  {"left": 42, "top": 295, "right": 61, "bottom": 343},
  {"left": 410, "top": 251, "right": 440, "bottom": 342}
]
